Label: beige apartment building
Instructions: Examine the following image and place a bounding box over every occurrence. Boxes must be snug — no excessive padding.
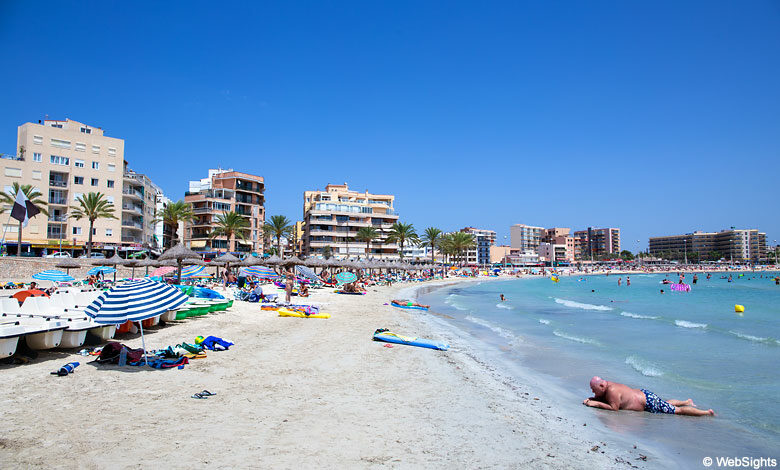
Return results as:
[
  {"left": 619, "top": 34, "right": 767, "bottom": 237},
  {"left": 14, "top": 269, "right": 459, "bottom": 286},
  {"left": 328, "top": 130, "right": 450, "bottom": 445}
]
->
[
  {"left": 573, "top": 227, "right": 621, "bottom": 260},
  {"left": 0, "top": 119, "right": 165, "bottom": 255},
  {"left": 509, "top": 224, "right": 544, "bottom": 253},
  {"left": 184, "top": 169, "right": 265, "bottom": 255},
  {"left": 302, "top": 183, "right": 399, "bottom": 258}
]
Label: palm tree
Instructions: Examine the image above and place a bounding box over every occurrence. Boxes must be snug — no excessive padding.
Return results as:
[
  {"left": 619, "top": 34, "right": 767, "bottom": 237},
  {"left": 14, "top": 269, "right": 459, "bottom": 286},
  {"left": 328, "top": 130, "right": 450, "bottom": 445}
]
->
[
  {"left": 437, "top": 233, "right": 456, "bottom": 265},
  {"left": 355, "top": 226, "right": 378, "bottom": 257},
  {"left": 153, "top": 200, "right": 194, "bottom": 248},
  {"left": 385, "top": 222, "right": 419, "bottom": 259},
  {"left": 0, "top": 183, "right": 48, "bottom": 256},
  {"left": 420, "top": 227, "right": 442, "bottom": 266},
  {"left": 210, "top": 211, "right": 250, "bottom": 252},
  {"left": 262, "top": 215, "right": 293, "bottom": 257},
  {"left": 69, "top": 192, "right": 116, "bottom": 257},
  {"left": 452, "top": 232, "right": 476, "bottom": 266}
]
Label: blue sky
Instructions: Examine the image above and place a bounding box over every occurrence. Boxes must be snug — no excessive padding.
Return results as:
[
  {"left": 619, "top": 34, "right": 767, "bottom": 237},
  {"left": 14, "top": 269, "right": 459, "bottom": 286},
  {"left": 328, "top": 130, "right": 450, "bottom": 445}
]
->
[{"left": 1, "top": 1, "right": 778, "bottom": 251}]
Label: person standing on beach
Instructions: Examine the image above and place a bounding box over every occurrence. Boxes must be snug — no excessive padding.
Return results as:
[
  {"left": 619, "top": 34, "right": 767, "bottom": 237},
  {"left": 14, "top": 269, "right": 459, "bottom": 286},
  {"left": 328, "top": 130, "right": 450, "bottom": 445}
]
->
[
  {"left": 284, "top": 273, "right": 294, "bottom": 303},
  {"left": 583, "top": 376, "right": 714, "bottom": 416}
]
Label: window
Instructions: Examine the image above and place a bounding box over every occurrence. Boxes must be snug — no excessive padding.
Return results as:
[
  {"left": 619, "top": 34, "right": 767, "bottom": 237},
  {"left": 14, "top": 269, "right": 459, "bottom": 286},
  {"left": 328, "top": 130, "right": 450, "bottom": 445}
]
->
[
  {"left": 107, "top": 164, "right": 115, "bottom": 172},
  {"left": 91, "top": 178, "right": 98, "bottom": 186},
  {"left": 74, "top": 176, "right": 84, "bottom": 185},
  {"left": 50, "top": 138, "right": 71, "bottom": 149},
  {"left": 105, "top": 228, "right": 112, "bottom": 236},
  {"left": 33, "top": 152, "right": 42, "bottom": 162},
  {"left": 72, "top": 227, "right": 82, "bottom": 235},
  {"left": 106, "top": 196, "right": 114, "bottom": 203},
  {"left": 33, "top": 135, "right": 43, "bottom": 145},
  {"left": 74, "top": 159, "right": 85, "bottom": 168},
  {"left": 75, "top": 142, "right": 86, "bottom": 152},
  {"left": 50, "top": 155, "right": 69, "bottom": 166},
  {"left": 92, "top": 162, "right": 99, "bottom": 170},
  {"left": 92, "top": 228, "right": 96, "bottom": 236},
  {"left": 92, "top": 145, "right": 100, "bottom": 154},
  {"left": 80, "top": 127, "right": 91, "bottom": 134},
  {"left": 50, "top": 123, "right": 62, "bottom": 128},
  {"left": 108, "top": 147, "right": 116, "bottom": 156},
  {"left": 107, "top": 180, "right": 114, "bottom": 188},
  {"left": 32, "top": 170, "right": 41, "bottom": 180},
  {"left": 4, "top": 168, "right": 21, "bottom": 178}
]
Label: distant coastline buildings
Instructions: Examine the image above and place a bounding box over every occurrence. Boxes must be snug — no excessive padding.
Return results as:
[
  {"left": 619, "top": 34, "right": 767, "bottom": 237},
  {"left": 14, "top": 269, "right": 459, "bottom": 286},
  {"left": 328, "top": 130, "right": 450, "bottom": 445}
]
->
[
  {"left": 302, "top": 183, "right": 400, "bottom": 259},
  {"left": 506, "top": 223, "right": 621, "bottom": 265},
  {"left": 461, "top": 227, "right": 496, "bottom": 265},
  {"left": 648, "top": 229, "right": 767, "bottom": 263}
]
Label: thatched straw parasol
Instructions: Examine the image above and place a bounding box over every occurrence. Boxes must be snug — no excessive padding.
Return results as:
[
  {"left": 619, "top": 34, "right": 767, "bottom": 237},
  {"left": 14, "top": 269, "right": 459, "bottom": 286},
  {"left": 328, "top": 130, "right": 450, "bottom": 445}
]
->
[
  {"left": 121, "top": 258, "right": 139, "bottom": 279},
  {"left": 264, "top": 255, "right": 282, "bottom": 265},
  {"left": 159, "top": 243, "right": 202, "bottom": 284},
  {"left": 281, "top": 256, "right": 303, "bottom": 267},
  {"left": 136, "top": 257, "right": 158, "bottom": 277},
  {"left": 99, "top": 254, "right": 126, "bottom": 282},
  {"left": 55, "top": 258, "right": 81, "bottom": 275}
]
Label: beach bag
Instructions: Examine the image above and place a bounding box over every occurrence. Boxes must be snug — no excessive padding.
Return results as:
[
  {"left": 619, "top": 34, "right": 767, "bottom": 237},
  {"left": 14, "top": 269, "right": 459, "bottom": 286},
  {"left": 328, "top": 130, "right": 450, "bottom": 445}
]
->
[{"left": 96, "top": 342, "right": 144, "bottom": 364}]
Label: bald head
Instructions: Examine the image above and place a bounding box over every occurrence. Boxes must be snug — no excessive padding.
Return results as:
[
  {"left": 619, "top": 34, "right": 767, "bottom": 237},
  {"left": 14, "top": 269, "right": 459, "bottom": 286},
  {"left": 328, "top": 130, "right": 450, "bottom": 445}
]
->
[{"left": 590, "top": 376, "right": 607, "bottom": 395}]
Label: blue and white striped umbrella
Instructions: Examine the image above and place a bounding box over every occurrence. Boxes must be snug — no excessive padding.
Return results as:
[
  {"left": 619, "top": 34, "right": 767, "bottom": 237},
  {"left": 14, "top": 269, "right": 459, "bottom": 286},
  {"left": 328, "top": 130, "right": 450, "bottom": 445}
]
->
[
  {"left": 85, "top": 279, "right": 189, "bottom": 325},
  {"left": 32, "top": 270, "right": 75, "bottom": 282},
  {"left": 87, "top": 266, "right": 117, "bottom": 275},
  {"left": 295, "top": 265, "right": 321, "bottom": 282}
]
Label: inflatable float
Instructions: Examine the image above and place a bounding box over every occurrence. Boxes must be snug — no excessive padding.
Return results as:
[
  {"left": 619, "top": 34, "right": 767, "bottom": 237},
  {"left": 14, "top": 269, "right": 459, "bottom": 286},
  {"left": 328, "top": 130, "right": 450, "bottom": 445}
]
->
[
  {"left": 278, "top": 308, "right": 331, "bottom": 319},
  {"left": 373, "top": 330, "right": 448, "bottom": 351},
  {"left": 390, "top": 303, "right": 429, "bottom": 311},
  {"left": 335, "top": 291, "right": 366, "bottom": 295},
  {"left": 670, "top": 283, "right": 691, "bottom": 292}
]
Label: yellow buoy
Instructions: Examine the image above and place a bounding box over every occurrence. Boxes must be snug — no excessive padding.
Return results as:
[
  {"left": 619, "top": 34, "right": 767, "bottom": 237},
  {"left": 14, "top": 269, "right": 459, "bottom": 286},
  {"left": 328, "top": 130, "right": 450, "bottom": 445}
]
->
[{"left": 734, "top": 304, "right": 745, "bottom": 313}]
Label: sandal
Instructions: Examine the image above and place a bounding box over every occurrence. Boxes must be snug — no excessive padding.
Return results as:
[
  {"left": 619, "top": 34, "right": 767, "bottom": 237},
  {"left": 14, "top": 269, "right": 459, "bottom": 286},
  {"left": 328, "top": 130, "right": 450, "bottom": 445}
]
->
[
  {"left": 200, "top": 390, "right": 216, "bottom": 396},
  {"left": 191, "top": 393, "right": 208, "bottom": 399}
]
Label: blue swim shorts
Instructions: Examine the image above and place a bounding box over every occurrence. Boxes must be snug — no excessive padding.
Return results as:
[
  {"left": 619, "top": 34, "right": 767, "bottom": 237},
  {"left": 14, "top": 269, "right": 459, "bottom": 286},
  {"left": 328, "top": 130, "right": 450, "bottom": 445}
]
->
[{"left": 641, "top": 389, "right": 676, "bottom": 414}]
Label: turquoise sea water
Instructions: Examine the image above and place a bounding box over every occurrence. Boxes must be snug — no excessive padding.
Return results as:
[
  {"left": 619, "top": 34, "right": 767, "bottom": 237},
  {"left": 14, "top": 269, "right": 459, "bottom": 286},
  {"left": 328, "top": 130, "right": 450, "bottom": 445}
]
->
[{"left": 418, "top": 273, "right": 780, "bottom": 468}]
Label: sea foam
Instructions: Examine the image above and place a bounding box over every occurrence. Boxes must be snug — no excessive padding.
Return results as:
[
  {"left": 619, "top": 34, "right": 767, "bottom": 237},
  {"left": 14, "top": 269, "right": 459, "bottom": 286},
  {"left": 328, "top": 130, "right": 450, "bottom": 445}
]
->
[
  {"left": 495, "top": 303, "right": 513, "bottom": 310},
  {"left": 729, "top": 330, "right": 777, "bottom": 345},
  {"left": 554, "top": 298, "right": 612, "bottom": 311},
  {"left": 675, "top": 320, "right": 707, "bottom": 329},
  {"left": 625, "top": 355, "right": 664, "bottom": 377},
  {"left": 552, "top": 330, "right": 601, "bottom": 346},
  {"left": 538, "top": 319, "right": 550, "bottom": 325},
  {"left": 465, "top": 315, "right": 517, "bottom": 340},
  {"left": 620, "top": 311, "right": 659, "bottom": 320}
]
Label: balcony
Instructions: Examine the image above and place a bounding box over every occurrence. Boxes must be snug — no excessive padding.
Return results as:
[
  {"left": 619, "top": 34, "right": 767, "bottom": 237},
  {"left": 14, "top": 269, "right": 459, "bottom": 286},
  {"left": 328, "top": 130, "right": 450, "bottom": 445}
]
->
[
  {"left": 122, "top": 189, "right": 144, "bottom": 200},
  {"left": 192, "top": 206, "right": 216, "bottom": 214},
  {"left": 122, "top": 220, "right": 144, "bottom": 230},
  {"left": 122, "top": 204, "right": 143, "bottom": 215},
  {"left": 48, "top": 197, "right": 68, "bottom": 205},
  {"left": 122, "top": 236, "right": 142, "bottom": 243},
  {"left": 49, "top": 179, "right": 68, "bottom": 188}
]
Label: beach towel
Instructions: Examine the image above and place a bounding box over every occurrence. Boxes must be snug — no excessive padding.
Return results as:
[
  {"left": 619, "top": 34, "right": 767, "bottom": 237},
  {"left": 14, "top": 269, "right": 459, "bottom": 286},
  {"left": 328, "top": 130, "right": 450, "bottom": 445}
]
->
[
  {"left": 96, "top": 342, "right": 144, "bottom": 364},
  {"left": 199, "top": 336, "right": 233, "bottom": 351}
]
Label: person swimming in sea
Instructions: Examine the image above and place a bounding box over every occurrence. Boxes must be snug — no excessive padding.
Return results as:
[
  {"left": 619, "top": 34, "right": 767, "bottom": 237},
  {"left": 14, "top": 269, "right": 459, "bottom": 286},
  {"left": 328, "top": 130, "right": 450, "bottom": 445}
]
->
[
  {"left": 499, "top": 294, "right": 506, "bottom": 301},
  {"left": 626, "top": 276, "right": 630, "bottom": 286},
  {"left": 583, "top": 376, "right": 714, "bottom": 416},
  {"left": 692, "top": 274, "right": 698, "bottom": 284},
  {"left": 617, "top": 277, "right": 622, "bottom": 286}
]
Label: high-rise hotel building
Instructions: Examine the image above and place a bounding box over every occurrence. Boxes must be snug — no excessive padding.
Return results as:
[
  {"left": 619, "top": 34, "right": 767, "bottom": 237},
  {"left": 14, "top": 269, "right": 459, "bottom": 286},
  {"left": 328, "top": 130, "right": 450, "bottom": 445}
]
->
[{"left": 302, "top": 183, "right": 399, "bottom": 258}]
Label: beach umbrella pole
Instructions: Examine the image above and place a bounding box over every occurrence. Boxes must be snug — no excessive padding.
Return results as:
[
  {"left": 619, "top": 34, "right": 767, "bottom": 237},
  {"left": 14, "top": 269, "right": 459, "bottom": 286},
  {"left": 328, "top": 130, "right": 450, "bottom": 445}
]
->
[{"left": 138, "top": 321, "right": 149, "bottom": 365}]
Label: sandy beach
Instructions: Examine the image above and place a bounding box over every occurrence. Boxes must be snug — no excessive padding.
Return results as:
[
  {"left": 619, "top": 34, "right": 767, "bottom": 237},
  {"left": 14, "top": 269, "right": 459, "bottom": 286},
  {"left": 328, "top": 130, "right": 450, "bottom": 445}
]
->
[{"left": 0, "top": 279, "right": 654, "bottom": 469}]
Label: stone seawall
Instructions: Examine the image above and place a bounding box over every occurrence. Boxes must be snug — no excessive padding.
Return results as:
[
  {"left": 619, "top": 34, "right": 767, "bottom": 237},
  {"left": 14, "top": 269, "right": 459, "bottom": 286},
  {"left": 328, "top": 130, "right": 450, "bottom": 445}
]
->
[{"left": 0, "top": 258, "right": 215, "bottom": 284}]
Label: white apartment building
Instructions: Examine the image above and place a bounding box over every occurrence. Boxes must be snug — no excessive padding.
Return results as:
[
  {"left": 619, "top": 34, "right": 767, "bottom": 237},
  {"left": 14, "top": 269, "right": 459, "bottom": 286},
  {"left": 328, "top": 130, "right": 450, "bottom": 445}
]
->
[
  {"left": 461, "top": 227, "right": 497, "bottom": 265},
  {"left": 0, "top": 118, "right": 163, "bottom": 256},
  {"left": 510, "top": 224, "right": 544, "bottom": 253}
]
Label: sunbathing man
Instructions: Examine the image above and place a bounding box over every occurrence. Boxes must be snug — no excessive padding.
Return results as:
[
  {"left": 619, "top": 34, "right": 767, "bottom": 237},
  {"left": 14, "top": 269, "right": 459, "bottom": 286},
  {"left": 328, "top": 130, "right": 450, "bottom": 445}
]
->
[
  {"left": 583, "top": 376, "right": 714, "bottom": 416},
  {"left": 391, "top": 299, "right": 430, "bottom": 309}
]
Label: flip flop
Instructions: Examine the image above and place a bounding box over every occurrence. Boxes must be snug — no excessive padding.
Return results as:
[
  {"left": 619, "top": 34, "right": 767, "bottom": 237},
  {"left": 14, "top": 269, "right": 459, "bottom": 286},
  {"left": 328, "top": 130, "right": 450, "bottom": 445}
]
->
[
  {"left": 191, "top": 393, "right": 208, "bottom": 399},
  {"left": 200, "top": 390, "right": 216, "bottom": 396}
]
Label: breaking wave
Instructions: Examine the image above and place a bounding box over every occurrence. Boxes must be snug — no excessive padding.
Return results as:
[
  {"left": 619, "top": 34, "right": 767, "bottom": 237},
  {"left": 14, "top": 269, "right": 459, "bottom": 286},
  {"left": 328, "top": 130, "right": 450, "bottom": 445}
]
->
[{"left": 554, "top": 298, "right": 612, "bottom": 311}]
